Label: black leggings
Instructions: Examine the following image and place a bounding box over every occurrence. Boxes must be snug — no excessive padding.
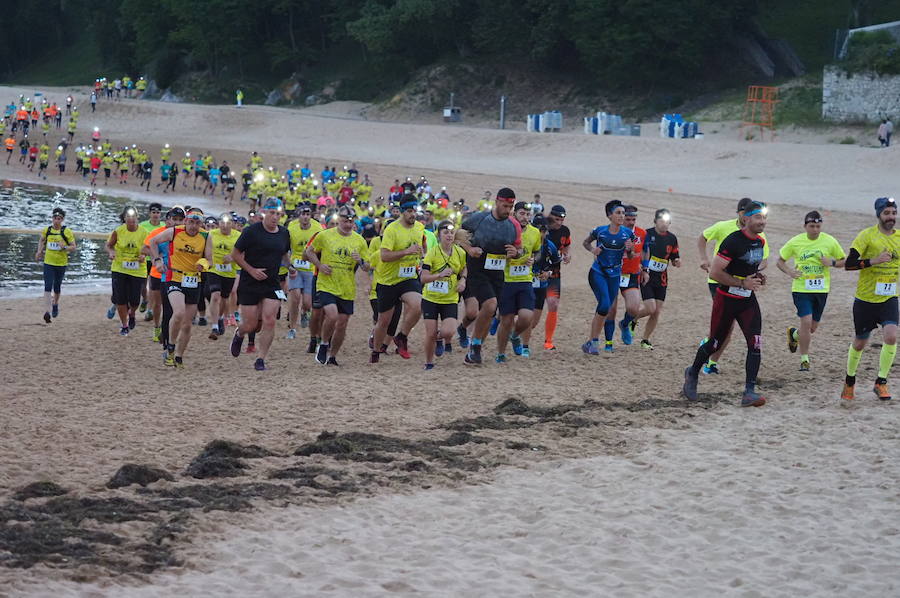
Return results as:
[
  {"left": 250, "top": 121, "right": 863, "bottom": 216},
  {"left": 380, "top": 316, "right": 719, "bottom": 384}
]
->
[
  {"left": 160, "top": 287, "right": 173, "bottom": 348},
  {"left": 691, "top": 292, "right": 762, "bottom": 387}
]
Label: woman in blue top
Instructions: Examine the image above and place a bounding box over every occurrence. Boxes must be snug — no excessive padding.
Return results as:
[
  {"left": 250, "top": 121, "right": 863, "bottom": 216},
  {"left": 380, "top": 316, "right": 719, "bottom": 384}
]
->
[{"left": 581, "top": 200, "right": 635, "bottom": 355}]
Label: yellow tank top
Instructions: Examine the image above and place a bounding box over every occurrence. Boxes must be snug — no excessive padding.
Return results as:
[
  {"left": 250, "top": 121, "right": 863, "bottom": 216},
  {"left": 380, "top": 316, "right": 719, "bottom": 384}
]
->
[
  {"left": 209, "top": 228, "right": 238, "bottom": 278},
  {"left": 111, "top": 224, "right": 149, "bottom": 277},
  {"left": 168, "top": 228, "right": 207, "bottom": 283}
]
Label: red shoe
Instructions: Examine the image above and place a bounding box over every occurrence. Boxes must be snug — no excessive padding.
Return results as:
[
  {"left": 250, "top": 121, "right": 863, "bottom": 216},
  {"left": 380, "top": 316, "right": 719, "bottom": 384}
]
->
[
  {"left": 394, "top": 335, "right": 411, "bottom": 359},
  {"left": 245, "top": 343, "right": 256, "bottom": 354}
]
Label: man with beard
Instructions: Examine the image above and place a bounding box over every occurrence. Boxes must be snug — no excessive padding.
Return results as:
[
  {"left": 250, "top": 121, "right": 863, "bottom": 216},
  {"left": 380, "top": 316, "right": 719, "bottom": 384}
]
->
[{"left": 842, "top": 197, "right": 900, "bottom": 402}]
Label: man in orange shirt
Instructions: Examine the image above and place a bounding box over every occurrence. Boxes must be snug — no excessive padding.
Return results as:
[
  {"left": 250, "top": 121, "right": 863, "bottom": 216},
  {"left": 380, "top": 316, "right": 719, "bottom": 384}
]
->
[{"left": 4, "top": 135, "right": 14, "bottom": 164}]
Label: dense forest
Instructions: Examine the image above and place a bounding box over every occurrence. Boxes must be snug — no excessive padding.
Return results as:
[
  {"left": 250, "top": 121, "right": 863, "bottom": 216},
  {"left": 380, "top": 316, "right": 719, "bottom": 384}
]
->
[{"left": 4, "top": 0, "right": 900, "bottom": 102}]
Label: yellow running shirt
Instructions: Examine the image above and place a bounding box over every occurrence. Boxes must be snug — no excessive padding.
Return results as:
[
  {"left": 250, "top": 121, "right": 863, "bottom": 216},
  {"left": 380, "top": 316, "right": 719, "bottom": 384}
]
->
[
  {"left": 41, "top": 226, "right": 75, "bottom": 266},
  {"left": 422, "top": 243, "right": 466, "bottom": 304},
  {"left": 110, "top": 224, "right": 149, "bottom": 277},
  {"left": 379, "top": 220, "right": 425, "bottom": 286},
  {"left": 778, "top": 232, "right": 845, "bottom": 294},
  {"left": 310, "top": 227, "right": 368, "bottom": 300},
  {"left": 850, "top": 225, "right": 900, "bottom": 303},
  {"left": 167, "top": 228, "right": 207, "bottom": 284},
  {"left": 288, "top": 219, "right": 323, "bottom": 272},
  {"left": 208, "top": 228, "right": 239, "bottom": 278},
  {"left": 505, "top": 223, "right": 541, "bottom": 283}
]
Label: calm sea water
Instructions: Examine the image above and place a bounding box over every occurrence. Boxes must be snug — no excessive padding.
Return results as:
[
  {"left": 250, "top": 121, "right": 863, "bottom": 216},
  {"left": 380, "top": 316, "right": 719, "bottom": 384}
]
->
[{"left": 0, "top": 180, "right": 154, "bottom": 297}]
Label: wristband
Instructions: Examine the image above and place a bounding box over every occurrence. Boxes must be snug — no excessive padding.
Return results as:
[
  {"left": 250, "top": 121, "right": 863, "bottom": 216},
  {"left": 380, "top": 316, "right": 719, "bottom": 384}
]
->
[
  {"left": 641, "top": 259, "right": 649, "bottom": 268},
  {"left": 831, "top": 259, "right": 836, "bottom": 267}
]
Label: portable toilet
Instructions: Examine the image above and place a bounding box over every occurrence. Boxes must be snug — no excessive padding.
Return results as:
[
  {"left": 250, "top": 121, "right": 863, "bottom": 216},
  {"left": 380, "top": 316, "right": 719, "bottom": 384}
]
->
[{"left": 442, "top": 106, "right": 462, "bottom": 123}]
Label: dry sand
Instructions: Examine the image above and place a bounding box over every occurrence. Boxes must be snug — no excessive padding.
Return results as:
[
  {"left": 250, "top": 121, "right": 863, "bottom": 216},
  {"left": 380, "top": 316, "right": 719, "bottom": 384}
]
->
[{"left": 1, "top": 85, "right": 899, "bottom": 596}]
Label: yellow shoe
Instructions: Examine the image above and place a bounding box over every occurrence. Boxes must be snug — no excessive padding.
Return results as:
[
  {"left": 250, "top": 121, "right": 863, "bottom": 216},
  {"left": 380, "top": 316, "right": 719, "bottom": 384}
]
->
[
  {"left": 841, "top": 383, "right": 854, "bottom": 401},
  {"left": 873, "top": 380, "right": 891, "bottom": 401},
  {"left": 164, "top": 350, "right": 175, "bottom": 367},
  {"left": 152, "top": 327, "right": 161, "bottom": 343},
  {"left": 787, "top": 327, "right": 798, "bottom": 353}
]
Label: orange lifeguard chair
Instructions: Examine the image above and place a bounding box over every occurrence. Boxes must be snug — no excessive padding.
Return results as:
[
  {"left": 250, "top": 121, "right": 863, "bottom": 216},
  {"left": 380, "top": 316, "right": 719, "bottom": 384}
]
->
[{"left": 741, "top": 85, "right": 778, "bottom": 141}]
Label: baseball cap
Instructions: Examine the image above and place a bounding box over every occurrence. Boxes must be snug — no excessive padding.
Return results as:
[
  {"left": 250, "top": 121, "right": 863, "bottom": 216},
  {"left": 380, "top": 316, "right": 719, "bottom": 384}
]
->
[{"left": 550, "top": 204, "right": 566, "bottom": 218}]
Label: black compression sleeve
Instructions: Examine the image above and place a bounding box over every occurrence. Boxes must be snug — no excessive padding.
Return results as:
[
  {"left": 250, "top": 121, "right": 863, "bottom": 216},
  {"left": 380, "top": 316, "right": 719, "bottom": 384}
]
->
[{"left": 845, "top": 248, "right": 866, "bottom": 271}]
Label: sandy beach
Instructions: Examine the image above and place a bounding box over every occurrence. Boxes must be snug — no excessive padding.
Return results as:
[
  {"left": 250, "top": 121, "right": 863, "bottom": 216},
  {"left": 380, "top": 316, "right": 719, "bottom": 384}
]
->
[{"left": 1, "top": 85, "right": 898, "bottom": 596}]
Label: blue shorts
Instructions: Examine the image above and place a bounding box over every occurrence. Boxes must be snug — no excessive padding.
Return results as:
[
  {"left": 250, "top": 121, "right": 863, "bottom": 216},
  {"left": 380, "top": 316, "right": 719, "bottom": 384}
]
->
[
  {"left": 792, "top": 292, "right": 828, "bottom": 321},
  {"left": 43, "top": 263, "right": 66, "bottom": 293},
  {"left": 498, "top": 281, "right": 535, "bottom": 315},
  {"left": 288, "top": 270, "right": 314, "bottom": 292},
  {"left": 589, "top": 269, "right": 618, "bottom": 316}
]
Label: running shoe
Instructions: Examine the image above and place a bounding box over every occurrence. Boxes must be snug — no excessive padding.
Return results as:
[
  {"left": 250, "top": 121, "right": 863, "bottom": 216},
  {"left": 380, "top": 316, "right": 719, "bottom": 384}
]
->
[
  {"left": 424, "top": 363, "right": 435, "bottom": 371},
  {"left": 209, "top": 326, "right": 220, "bottom": 340},
  {"left": 119, "top": 326, "right": 129, "bottom": 336},
  {"left": 787, "top": 327, "right": 798, "bottom": 353},
  {"left": 682, "top": 367, "right": 699, "bottom": 401},
  {"left": 489, "top": 317, "right": 500, "bottom": 336},
  {"left": 233, "top": 311, "right": 241, "bottom": 323},
  {"left": 152, "top": 327, "right": 162, "bottom": 343},
  {"left": 368, "top": 334, "right": 374, "bottom": 350},
  {"left": 604, "top": 342, "right": 614, "bottom": 354},
  {"left": 254, "top": 358, "right": 267, "bottom": 371},
  {"left": 458, "top": 325, "right": 469, "bottom": 348},
  {"left": 740, "top": 390, "right": 766, "bottom": 407},
  {"left": 582, "top": 340, "right": 600, "bottom": 356},
  {"left": 218, "top": 318, "right": 225, "bottom": 332},
  {"left": 702, "top": 362, "right": 720, "bottom": 375},
  {"left": 394, "top": 335, "right": 411, "bottom": 359},
  {"left": 326, "top": 356, "right": 339, "bottom": 366},
  {"left": 197, "top": 317, "right": 208, "bottom": 326},
  {"left": 464, "top": 346, "right": 482, "bottom": 365},
  {"left": 106, "top": 304, "right": 116, "bottom": 319},
  {"left": 435, "top": 339, "right": 445, "bottom": 357},
  {"left": 841, "top": 383, "right": 855, "bottom": 401},
  {"left": 245, "top": 343, "right": 256, "bottom": 354},
  {"left": 543, "top": 342, "right": 557, "bottom": 351},
  {"left": 174, "top": 356, "right": 185, "bottom": 369},
  {"left": 51, "top": 304, "right": 59, "bottom": 318},
  {"left": 619, "top": 319, "right": 633, "bottom": 345},
  {"left": 315, "top": 343, "right": 328, "bottom": 365},
  {"left": 629, "top": 319, "right": 638, "bottom": 333},
  {"left": 230, "top": 332, "right": 244, "bottom": 357},
  {"left": 511, "top": 334, "right": 523, "bottom": 356},
  {"left": 640, "top": 339, "right": 653, "bottom": 350},
  {"left": 369, "top": 351, "right": 380, "bottom": 363},
  {"left": 307, "top": 338, "right": 317, "bottom": 353},
  {"left": 143, "top": 310, "right": 154, "bottom": 322},
  {"left": 300, "top": 312, "right": 309, "bottom": 329},
  {"left": 445, "top": 342, "right": 452, "bottom": 354},
  {"left": 43, "top": 312, "right": 51, "bottom": 324},
  {"left": 163, "top": 349, "right": 175, "bottom": 367},
  {"left": 873, "top": 379, "right": 892, "bottom": 401},
  {"left": 139, "top": 300, "right": 147, "bottom": 313},
  {"left": 286, "top": 328, "right": 296, "bottom": 340},
  {"left": 521, "top": 347, "right": 530, "bottom": 358},
  {"left": 495, "top": 353, "right": 508, "bottom": 364},
  {"left": 128, "top": 314, "right": 136, "bottom": 330},
  {"left": 799, "top": 359, "right": 810, "bottom": 372}
]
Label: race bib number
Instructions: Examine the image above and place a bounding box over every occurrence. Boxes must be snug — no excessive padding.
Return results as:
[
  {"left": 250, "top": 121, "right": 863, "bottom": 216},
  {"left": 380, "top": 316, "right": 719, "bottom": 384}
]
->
[
  {"left": 399, "top": 265, "right": 417, "bottom": 278},
  {"left": 648, "top": 256, "right": 668, "bottom": 272},
  {"left": 619, "top": 274, "right": 631, "bottom": 288},
  {"left": 875, "top": 278, "right": 897, "bottom": 296},
  {"left": 181, "top": 275, "right": 199, "bottom": 288},
  {"left": 485, "top": 253, "right": 506, "bottom": 271},
  {"left": 122, "top": 260, "right": 140, "bottom": 270},
  {"left": 275, "top": 289, "right": 287, "bottom": 301},
  {"left": 427, "top": 280, "right": 449, "bottom": 294},
  {"left": 47, "top": 241, "right": 62, "bottom": 251},
  {"left": 292, "top": 258, "right": 310, "bottom": 270},
  {"left": 532, "top": 277, "right": 541, "bottom": 288},
  {"left": 728, "top": 285, "right": 752, "bottom": 298},
  {"left": 215, "top": 262, "right": 233, "bottom": 273},
  {"left": 804, "top": 277, "right": 824, "bottom": 291},
  {"left": 510, "top": 264, "right": 530, "bottom": 277}
]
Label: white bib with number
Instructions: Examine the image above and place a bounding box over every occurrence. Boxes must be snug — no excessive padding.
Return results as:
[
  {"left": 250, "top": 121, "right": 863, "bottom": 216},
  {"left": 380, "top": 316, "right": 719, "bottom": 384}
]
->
[
  {"left": 804, "top": 277, "right": 824, "bottom": 291},
  {"left": 485, "top": 254, "right": 506, "bottom": 271},
  {"left": 619, "top": 274, "right": 631, "bottom": 288},
  {"left": 510, "top": 264, "right": 530, "bottom": 277},
  {"left": 47, "top": 241, "right": 62, "bottom": 251},
  {"left": 427, "top": 280, "right": 449, "bottom": 294},
  {"left": 532, "top": 277, "right": 541, "bottom": 289},
  {"left": 122, "top": 260, "right": 140, "bottom": 270},
  {"left": 292, "top": 258, "right": 310, "bottom": 270},
  {"left": 215, "top": 262, "right": 233, "bottom": 273},
  {"left": 876, "top": 278, "right": 897, "bottom": 296},
  {"left": 648, "top": 256, "right": 668, "bottom": 272},
  {"left": 181, "top": 275, "right": 199, "bottom": 288},
  {"left": 728, "top": 285, "right": 752, "bottom": 297},
  {"left": 275, "top": 289, "right": 287, "bottom": 301},
  {"left": 399, "top": 265, "right": 417, "bottom": 278}
]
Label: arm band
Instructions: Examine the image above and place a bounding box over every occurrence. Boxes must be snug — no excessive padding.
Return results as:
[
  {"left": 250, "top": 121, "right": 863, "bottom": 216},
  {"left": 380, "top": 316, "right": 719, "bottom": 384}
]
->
[{"left": 641, "top": 259, "right": 649, "bottom": 268}]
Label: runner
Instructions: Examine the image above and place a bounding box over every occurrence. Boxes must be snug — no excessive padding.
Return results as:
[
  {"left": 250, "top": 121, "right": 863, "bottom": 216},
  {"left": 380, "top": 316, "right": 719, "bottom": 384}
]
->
[
  {"left": 496, "top": 201, "right": 542, "bottom": 362},
  {"left": 581, "top": 200, "right": 635, "bottom": 355},
  {"left": 420, "top": 221, "right": 467, "bottom": 369},
  {"left": 107, "top": 207, "right": 149, "bottom": 336},
  {"left": 459, "top": 187, "right": 522, "bottom": 365},
  {"left": 696, "top": 197, "right": 769, "bottom": 374},
  {"left": 143, "top": 207, "right": 184, "bottom": 344},
  {"left": 229, "top": 198, "right": 292, "bottom": 371},
  {"left": 605, "top": 204, "right": 645, "bottom": 350},
  {"left": 35, "top": 208, "right": 76, "bottom": 323},
  {"left": 369, "top": 194, "right": 426, "bottom": 363},
  {"left": 635, "top": 208, "right": 680, "bottom": 349},
  {"left": 138, "top": 203, "right": 163, "bottom": 318},
  {"left": 776, "top": 210, "right": 846, "bottom": 371},
  {"left": 521, "top": 215, "right": 560, "bottom": 356},
  {"left": 204, "top": 213, "right": 240, "bottom": 339},
  {"left": 304, "top": 205, "right": 369, "bottom": 365},
  {"left": 842, "top": 197, "right": 900, "bottom": 401},
  {"left": 286, "top": 204, "right": 323, "bottom": 340},
  {"left": 148, "top": 208, "right": 209, "bottom": 367},
  {"left": 541, "top": 204, "right": 571, "bottom": 350},
  {"left": 683, "top": 200, "right": 769, "bottom": 407}
]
